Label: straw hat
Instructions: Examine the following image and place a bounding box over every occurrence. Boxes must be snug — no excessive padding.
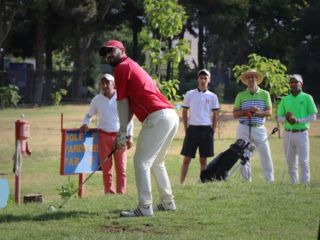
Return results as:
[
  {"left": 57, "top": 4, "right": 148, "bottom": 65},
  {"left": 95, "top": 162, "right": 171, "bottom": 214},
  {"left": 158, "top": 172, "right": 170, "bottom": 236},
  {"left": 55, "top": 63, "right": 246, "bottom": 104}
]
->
[{"left": 240, "top": 69, "right": 263, "bottom": 85}]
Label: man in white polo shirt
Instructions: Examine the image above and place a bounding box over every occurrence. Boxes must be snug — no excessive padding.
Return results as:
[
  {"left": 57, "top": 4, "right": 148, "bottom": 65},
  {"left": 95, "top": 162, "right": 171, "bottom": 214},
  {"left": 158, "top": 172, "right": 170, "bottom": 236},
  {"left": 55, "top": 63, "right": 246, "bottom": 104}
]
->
[
  {"left": 180, "top": 69, "right": 220, "bottom": 184},
  {"left": 80, "top": 73, "right": 133, "bottom": 194}
]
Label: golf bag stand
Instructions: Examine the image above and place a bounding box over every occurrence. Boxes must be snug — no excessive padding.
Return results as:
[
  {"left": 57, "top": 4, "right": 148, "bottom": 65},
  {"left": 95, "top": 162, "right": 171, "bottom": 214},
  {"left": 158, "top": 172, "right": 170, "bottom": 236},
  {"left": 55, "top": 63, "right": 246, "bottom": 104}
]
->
[{"left": 200, "top": 139, "right": 250, "bottom": 182}]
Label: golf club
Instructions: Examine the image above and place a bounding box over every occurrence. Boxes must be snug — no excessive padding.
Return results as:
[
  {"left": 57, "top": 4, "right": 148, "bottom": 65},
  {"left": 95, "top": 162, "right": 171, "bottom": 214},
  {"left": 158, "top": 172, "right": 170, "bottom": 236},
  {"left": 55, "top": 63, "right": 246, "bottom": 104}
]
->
[
  {"left": 281, "top": 127, "right": 293, "bottom": 183},
  {"left": 248, "top": 113, "right": 254, "bottom": 152},
  {"left": 249, "top": 127, "right": 279, "bottom": 152},
  {"left": 49, "top": 148, "right": 116, "bottom": 211},
  {"left": 264, "top": 127, "right": 279, "bottom": 143}
]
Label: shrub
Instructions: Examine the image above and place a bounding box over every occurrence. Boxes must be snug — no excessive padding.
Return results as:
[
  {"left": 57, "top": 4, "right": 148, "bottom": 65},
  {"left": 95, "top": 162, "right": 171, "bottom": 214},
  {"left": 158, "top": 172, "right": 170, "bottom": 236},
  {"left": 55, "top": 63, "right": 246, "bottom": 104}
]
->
[
  {"left": 158, "top": 79, "right": 181, "bottom": 101},
  {"left": 56, "top": 179, "right": 77, "bottom": 199},
  {"left": 0, "top": 84, "right": 21, "bottom": 108},
  {"left": 51, "top": 88, "right": 68, "bottom": 106}
]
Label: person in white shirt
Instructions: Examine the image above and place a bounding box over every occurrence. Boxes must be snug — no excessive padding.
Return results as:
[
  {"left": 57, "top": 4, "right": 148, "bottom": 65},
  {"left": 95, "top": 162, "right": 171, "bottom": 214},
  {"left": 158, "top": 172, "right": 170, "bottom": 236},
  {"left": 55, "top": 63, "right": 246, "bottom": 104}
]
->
[
  {"left": 80, "top": 73, "right": 133, "bottom": 194},
  {"left": 180, "top": 69, "right": 220, "bottom": 184}
]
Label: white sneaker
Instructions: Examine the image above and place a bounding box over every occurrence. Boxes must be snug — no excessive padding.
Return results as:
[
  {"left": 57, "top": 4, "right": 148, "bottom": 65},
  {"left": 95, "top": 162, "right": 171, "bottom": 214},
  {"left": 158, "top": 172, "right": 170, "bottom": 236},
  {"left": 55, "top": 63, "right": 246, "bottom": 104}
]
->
[
  {"left": 156, "top": 201, "right": 176, "bottom": 211},
  {"left": 120, "top": 205, "right": 153, "bottom": 217}
]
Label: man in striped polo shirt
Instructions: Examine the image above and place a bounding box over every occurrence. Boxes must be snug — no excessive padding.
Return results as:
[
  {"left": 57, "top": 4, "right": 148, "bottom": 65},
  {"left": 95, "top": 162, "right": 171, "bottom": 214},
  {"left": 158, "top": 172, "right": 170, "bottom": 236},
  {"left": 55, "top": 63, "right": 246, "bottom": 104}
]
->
[
  {"left": 180, "top": 69, "right": 220, "bottom": 184},
  {"left": 277, "top": 74, "right": 317, "bottom": 184},
  {"left": 233, "top": 69, "right": 274, "bottom": 182}
]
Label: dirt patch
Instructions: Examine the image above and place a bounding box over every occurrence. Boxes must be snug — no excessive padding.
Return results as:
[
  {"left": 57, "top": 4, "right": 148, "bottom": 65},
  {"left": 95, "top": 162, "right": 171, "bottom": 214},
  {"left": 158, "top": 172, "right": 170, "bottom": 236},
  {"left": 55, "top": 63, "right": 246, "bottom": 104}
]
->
[
  {"left": 101, "top": 223, "right": 166, "bottom": 234},
  {"left": 102, "top": 225, "right": 127, "bottom": 233}
]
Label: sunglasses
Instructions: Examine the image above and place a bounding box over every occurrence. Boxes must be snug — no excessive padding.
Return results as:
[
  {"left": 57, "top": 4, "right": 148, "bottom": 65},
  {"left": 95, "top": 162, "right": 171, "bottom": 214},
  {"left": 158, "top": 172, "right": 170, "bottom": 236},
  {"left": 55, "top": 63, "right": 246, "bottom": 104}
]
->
[{"left": 99, "top": 47, "right": 115, "bottom": 56}]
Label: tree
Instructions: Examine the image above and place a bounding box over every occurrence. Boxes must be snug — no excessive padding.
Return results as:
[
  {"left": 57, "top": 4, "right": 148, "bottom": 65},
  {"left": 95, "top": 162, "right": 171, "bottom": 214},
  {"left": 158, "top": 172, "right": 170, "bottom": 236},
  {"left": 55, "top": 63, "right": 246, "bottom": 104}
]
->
[
  {"left": 50, "top": 0, "right": 119, "bottom": 100},
  {"left": 140, "top": 0, "right": 190, "bottom": 101},
  {"left": 0, "top": 0, "right": 21, "bottom": 51},
  {"left": 180, "top": 0, "right": 249, "bottom": 70},
  {"left": 5, "top": 0, "right": 50, "bottom": 105},
  {"left": 292, "top": 0, "right": 320, "bottom": 103},
  {"left": 121, "top": 0, "right": 144, "bottom": 62},
  {"left": 0, "top": 0, "right": 22, "bottom": 84},
  {"left": 246, "top": 0, "right": 308, "bottom": 63},
  {"left": 31, "top": 0, "right": 48, "bottom": 106},
  {"left": 233, "top": 53, "right": 289, "bottom": 98}
]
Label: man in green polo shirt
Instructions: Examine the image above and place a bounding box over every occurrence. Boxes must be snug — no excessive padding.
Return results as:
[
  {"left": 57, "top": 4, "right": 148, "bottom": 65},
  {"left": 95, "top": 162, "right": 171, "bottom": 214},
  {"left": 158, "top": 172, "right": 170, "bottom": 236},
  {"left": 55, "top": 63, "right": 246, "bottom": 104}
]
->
[
  {"left": 277, "top": 74, "right": 317, "bottom": 184},
  {"left": 233, "top": 69, "right": 274, "bottom": 182}
]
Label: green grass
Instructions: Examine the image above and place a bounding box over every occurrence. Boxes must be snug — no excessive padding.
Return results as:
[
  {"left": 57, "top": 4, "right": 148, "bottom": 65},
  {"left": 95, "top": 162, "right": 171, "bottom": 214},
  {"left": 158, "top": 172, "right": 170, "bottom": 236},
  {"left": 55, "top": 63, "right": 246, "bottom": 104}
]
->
[{"left": 0, "top": 105, "right": 319, "bottom": 239}]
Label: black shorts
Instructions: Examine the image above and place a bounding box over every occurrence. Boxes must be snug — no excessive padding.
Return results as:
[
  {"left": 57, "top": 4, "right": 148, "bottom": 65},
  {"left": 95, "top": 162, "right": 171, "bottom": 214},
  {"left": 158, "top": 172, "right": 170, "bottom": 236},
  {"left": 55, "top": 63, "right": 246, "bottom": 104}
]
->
[{"left": 180, "top": 125, "right": 214, "bottom": 158}]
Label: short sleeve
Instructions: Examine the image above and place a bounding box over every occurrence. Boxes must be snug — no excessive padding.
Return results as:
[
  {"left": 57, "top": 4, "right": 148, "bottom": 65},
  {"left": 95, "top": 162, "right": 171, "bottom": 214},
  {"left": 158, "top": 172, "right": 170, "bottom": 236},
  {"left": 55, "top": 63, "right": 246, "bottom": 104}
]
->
[
  {"left": 265, "top": 92, "right": 272, "bottom": 108},
  {"left": 211, "top": 94, "right": 219, "bottom": 110},
  {"left": 307, "top": 95, "right": 318, "bottom": 114},
  {"left": 183, "top": 91, "right": 191, "bottom": 108},
  {"left": 114, "top": 63, "right": 130, "bottom": 100},
  {"left": 277, "top": 97, "right": 285, "bottom": 116},
  {"left": 234, "top": 93, "right": 241, "bottom": 109}
]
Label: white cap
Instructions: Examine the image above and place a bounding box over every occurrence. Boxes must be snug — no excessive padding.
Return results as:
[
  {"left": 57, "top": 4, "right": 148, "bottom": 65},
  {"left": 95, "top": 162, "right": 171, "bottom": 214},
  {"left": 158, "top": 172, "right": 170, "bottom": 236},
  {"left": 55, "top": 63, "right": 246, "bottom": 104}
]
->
[
  {"left": 198, "top": 69, "right": 211, "bottom": 78},
  {"left": 289, "top": 74, "right": 303, "bottom": 83},
  {"left": 101, "top": 73, "right": 114, "bottom": 82}
]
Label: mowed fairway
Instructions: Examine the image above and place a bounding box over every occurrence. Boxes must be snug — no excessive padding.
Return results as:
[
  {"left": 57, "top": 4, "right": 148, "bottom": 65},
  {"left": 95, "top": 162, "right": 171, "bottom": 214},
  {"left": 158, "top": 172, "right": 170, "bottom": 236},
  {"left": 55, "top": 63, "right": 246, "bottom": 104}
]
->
[{"left": 0, "top": 104, "right": 319, "bottom": 240}]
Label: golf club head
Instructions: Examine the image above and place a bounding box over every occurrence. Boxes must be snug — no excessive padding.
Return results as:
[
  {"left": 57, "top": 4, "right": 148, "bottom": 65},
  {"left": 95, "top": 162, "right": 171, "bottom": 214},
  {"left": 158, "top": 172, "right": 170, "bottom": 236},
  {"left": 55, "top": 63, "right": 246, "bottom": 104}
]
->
[
  {"left": 48, "top": 205, "right": 57, "bottom": 212},
  {"left": 271, "top": 127, "right": 279, "bottom": 134}
]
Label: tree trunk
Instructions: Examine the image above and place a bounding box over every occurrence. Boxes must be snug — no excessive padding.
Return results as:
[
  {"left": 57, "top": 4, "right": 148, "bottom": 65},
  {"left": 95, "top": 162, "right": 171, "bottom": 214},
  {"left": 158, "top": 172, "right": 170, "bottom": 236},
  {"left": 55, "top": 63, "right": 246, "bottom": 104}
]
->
[
  {"left": 72, "top": 36, "right": 89, "bottom": 100},
  {"left": 166, "top": 39, "right": 172, "bottom": 81},
  {"left": 216, "top": 41, "right": 225, "bottom": 85},
  {"left": 72, "top": 30, "right": 95, "bottom": 100},
  {"left": 132, "top": 18, "right": 139, "bottom": 61},
  {"left": 33, "top": 20, "right": 46, "bottom": 106},
  {"left": 178, "top": 26, "right": 186, "bottom": 86},
  {"left": 73, "top": 48, "right": 87, "bottom": 100},
  {"left": 44, "top": 37, "right": 53, "bottom": 102},
  {"left": 198, "top": 22, "right": 204, "bottom": 69}
]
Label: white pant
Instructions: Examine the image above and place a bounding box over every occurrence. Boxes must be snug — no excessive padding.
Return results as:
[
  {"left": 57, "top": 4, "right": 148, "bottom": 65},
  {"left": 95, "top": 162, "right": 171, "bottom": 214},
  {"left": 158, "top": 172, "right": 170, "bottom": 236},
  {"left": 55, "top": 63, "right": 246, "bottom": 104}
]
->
[
  {"left": 284, "top": 130, "right": 309, "bottom": 184},
  {"left": 236, "top": 124, "right": 274, "bottom": 182},
  {"left": 133, "top": 109, "right": 179, "bottom": 207}
]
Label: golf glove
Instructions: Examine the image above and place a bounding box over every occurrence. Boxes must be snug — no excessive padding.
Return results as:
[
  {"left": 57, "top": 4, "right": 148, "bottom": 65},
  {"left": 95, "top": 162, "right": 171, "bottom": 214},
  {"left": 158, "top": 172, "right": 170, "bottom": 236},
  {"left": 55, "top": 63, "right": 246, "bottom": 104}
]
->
[{"left": 117, "top": 131, "right": 127, "bottom": 149}]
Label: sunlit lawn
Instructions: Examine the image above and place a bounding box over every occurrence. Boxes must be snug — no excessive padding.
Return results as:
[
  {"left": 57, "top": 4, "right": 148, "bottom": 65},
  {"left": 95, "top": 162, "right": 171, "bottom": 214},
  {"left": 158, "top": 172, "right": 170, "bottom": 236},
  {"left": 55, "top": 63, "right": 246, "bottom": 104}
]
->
[{"left": 0, "top": 104, "right": 319, "bottom": 240}]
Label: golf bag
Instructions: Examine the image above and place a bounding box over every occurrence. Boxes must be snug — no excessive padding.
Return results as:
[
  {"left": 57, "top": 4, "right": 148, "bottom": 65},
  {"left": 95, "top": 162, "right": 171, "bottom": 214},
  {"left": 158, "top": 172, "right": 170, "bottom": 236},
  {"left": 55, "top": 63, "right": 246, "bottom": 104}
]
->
[{"left": 200, "top": 139, "right": 250, "bottom": 182}]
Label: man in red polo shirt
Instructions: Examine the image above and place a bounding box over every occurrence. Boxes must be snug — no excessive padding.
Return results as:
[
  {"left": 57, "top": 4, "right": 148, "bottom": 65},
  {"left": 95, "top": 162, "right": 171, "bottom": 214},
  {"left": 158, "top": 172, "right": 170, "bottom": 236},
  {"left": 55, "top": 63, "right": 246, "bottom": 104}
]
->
[{"left": 99, "top": 40, "right": 179, "bottom": 217}]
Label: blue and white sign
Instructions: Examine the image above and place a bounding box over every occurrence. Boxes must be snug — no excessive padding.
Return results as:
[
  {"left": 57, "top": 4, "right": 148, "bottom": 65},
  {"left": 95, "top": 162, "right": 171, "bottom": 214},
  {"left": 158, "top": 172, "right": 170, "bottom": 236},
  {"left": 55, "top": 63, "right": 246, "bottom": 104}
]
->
[{"left": 60, "top": 129, "right": 99, "bottom": 175}]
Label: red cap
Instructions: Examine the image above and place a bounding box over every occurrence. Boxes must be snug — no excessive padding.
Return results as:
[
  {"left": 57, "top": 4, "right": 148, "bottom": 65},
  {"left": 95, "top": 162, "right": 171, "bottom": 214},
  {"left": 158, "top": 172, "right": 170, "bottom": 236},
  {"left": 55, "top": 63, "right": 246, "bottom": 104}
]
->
[
  {"left": 99, "top": 40, "right": 125, "bottom": 56},
  {"left": 104, "top": 40, "right": 124, "bottom": 49}
]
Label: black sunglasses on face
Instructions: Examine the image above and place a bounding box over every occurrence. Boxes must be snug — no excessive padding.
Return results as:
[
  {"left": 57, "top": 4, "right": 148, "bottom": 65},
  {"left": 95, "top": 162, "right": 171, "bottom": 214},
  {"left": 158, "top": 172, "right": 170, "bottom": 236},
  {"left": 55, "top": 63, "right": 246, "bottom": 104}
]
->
[{"left": 99, "top": 47, "right": 115, "bottom": 56}]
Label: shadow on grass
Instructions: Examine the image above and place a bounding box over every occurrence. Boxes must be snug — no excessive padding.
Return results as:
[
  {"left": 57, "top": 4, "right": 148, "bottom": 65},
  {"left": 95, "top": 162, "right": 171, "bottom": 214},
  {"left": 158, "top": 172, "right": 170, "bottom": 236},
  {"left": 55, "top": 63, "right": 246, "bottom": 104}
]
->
[{"left": 0, "top": 211, "right": 100, "bottom": 223}]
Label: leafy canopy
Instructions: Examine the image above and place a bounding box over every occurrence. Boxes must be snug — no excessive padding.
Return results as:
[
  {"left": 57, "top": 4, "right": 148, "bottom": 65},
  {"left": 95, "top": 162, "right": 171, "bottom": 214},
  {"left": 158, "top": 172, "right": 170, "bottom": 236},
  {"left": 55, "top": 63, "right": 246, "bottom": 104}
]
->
[{"left": 233, "top": 53, "right": 289, "bottom": 98}]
